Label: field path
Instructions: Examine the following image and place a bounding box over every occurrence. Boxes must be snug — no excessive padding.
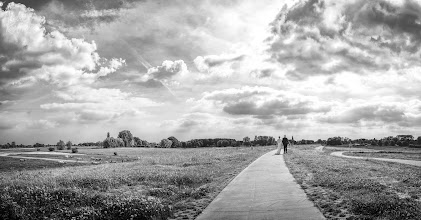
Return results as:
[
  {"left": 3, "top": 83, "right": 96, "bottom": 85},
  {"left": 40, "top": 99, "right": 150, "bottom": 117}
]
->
[
  {"left": 331, "top": 151, "right": 421, "bottom": 167},
  {"left": 0, "top": 151, "right": 89, "bottom": 164},
  {"left": 195, "top": 150, "right": 325, "bottom": 220}
]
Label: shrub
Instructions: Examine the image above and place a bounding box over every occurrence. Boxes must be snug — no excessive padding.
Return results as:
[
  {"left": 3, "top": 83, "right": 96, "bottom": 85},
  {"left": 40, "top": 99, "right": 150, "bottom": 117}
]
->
[
  {"left": 48, "top": 147, "right": 55, "bottom": 151},
  {"left": 36, "top": 148, "right": 40, "bottom": 151},
  {"left": 71, "top": 148, "right": 78, "bottom": 153}
]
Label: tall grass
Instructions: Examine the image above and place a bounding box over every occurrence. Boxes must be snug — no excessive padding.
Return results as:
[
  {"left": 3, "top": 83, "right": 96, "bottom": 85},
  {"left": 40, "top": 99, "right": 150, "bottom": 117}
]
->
[
  {"left": 0, "top": 146, "right": 272, "bottom": 220},
  {"left": 284, "top": 145, "right": 421, "bottom": 219}
]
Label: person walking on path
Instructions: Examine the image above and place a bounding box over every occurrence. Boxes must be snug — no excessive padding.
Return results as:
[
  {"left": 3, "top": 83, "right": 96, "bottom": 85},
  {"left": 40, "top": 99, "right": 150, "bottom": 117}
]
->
[
  {"left": 275, "top": 136, "right": 282, "bottom": 155},
  {"left": 282, "top": 135, "right": 289, "bottom": 154}
]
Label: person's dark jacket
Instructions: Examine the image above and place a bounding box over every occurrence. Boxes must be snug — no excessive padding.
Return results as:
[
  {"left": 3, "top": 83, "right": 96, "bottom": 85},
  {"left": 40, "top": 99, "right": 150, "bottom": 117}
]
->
[{"left": 282, "top": 137, "right": 289, "bottom": 145}]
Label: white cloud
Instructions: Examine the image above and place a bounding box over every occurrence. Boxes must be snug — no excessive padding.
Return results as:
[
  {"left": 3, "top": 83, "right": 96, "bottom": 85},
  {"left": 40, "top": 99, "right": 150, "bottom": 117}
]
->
[
  {"left": 146, "top": 60, "right": 188, "bottom": 80},
  {"left": 0, "top": 2, "right": 124, "bottom": 87}
]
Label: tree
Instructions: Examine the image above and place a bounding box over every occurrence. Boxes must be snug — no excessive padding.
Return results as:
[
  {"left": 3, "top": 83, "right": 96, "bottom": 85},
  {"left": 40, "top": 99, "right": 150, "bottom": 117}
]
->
[
  {"left": 134, "top": 137, "right": 142, "bottom": 147},
  {"left": 417, "top": 136, "right": 421, "bottom": 145},
  {"left": 66, "top": 141, "right": 72, "bottom": 150},
  {"left": 160, "top": 139, "right": 172, "bottom": 148},
  {"left": 116, "top": 138, "right": 125, "bottom": 147},
  {"left": 118, "top": 130, "right": 134, "bottom": 147},
  {"left": 57, "top": 140, "right": 65, "bottom": 150},
  {"left": 243, "top": 137, "right": 251, "bottom": 146},
  {"left": 107, "top": 132, "right": 110, "bottom": 138},
  {"left": 167, "top": 136, "right": 180, "bottom": 148}
]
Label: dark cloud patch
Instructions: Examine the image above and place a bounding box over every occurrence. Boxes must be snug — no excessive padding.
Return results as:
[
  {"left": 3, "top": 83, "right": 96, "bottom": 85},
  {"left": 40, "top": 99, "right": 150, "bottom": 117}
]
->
[
  {"left": 251, "top": 68, "right": 275, "bottom": 78},
  {"left": 320, "top": 105, "right": 405, "bottom": 124},
  {"left": 203, "top": 55, "right": 245, "bottom": 68},
  {"left": 223, "top": 99, "right": 329, "bottom": 117}
]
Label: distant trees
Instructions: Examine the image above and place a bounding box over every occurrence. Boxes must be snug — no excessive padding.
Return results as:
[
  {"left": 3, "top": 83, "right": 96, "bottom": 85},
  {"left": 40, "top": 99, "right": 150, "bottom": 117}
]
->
[
  {"left": 103, "top": 136, "right": 124, "bottom": 148},
  {"left": 33, "top": 143, "right": 45, "bottom": 148},
  {"left": 418, "top": 136, "right": 421, "bottom": 145},
  {"left": 160, "top": 139, "right": 172, "bottom": 148},
  {"left": 243, "top": 137, "right": 251, "bottom": 146},
  {"left": 253, "top": 136, "right": 276, "bottom": 146},
  {"left": 57, "top": 140, "right": 65, "bottom": 150},
  {"left": 326, "top": 137, "right": 343, "bottom": 146},
  {"left": 133, "top": 137, "right": 149, "bottom": 147},
  {"left": 118, "top": 130, "right": 134, "bottom": 147},
  {"left": 66, "top": 141, "right": 72, "bottom": 150},
  {"left": 167, "top": 136, "right": 180, "bottom": 148}
]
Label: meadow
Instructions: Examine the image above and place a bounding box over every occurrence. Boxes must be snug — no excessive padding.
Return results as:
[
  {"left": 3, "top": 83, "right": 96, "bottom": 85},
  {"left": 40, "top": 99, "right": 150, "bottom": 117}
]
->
[
  {"left": 0, "top": 146, "right": 272, "bottom": 220},
  {"left": 284, "top": 145, "right": 421, "bottom": 219}
]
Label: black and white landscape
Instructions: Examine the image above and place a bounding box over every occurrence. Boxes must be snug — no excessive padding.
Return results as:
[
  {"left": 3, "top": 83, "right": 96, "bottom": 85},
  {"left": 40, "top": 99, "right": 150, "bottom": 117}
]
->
[{"left": 1, "top": 1, "right": 421, "bottom": 220}]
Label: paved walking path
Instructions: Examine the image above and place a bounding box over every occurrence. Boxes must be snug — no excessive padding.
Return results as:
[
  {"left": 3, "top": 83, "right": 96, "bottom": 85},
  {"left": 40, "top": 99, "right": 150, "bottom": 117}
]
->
[
  {"left": 195, "top": 150, "right": 325, "bottom": 220},
  {"left": 331, "top": 151, "right": 421, "bottom": 167}
]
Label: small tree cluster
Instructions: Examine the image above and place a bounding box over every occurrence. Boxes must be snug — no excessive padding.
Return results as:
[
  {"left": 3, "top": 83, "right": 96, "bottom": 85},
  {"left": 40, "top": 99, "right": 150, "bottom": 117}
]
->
[
  {"left": 253, "top": 136, "right": 276, "bottom": 146},
  {"left": 103, "top": 137, "right": 124, "bottom": 148},
  {"left": 326, "top": 137, "right": 343, "bottom": 146},
  {"left": 133, "top": 137, "right": 149, "bottom": 147}
]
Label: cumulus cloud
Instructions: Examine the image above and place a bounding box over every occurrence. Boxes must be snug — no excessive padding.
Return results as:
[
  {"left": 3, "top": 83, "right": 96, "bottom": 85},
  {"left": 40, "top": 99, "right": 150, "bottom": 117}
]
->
[
  {"left": 267, "top": 0, "right": 421, "bottom": 79},
  {"left": 146, "top": 60, "right": 188, "bottom": 80},
  {"left": 194, "top": 54, "right": 245, "bottom": 72},
  {"left": 193, "top": 86, "right": 330, "bottom": 129},
  {"left": 0, "top": 2, "right": 123, "bottom": 87}
]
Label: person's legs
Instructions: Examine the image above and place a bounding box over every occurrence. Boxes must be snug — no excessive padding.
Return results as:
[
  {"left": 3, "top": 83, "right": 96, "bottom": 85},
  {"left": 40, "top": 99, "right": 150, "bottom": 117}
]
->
[{"left": 283, "top": 144, "right": 287, "bottom": 153}]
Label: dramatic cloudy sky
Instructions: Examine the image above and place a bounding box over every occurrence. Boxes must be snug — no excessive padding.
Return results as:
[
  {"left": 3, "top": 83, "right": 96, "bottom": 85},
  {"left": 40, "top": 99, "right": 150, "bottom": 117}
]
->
[{"left": 1, "top": 0, "right": 421, "bottom": 144}]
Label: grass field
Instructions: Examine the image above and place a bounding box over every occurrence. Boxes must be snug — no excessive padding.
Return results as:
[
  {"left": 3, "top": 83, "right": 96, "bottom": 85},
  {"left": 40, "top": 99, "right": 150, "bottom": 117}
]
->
[
  {"left": 0, "top": 146, "right": 273, "bottom": 220},
  {"left": 284, "top": 145, "right": 421, "bottom": 219}
]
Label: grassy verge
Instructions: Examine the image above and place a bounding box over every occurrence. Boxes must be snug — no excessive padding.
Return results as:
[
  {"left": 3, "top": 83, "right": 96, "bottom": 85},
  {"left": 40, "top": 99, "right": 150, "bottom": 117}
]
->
[
  {"left": 343, "top": 151, "right": 421, "bottom": 161},
  {"left": 284, "top": 145, "right": 421, "bottom": 219},
  {"left": 0, "top": 146, "right": 272, "bottom": 220}
]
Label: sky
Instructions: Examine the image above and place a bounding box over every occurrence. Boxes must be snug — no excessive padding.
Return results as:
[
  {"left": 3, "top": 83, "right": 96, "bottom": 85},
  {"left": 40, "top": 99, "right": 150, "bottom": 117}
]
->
[{"left": 1, "top": 0, "right": 421, "bottom": 144}]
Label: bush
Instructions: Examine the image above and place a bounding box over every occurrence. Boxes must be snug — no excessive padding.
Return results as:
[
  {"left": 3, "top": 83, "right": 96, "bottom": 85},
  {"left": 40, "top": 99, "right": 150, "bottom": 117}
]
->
[
  {"left": 71, "top": 148, "right": 78, "bottom": 153},
  {"left": 36, "top": 148, "right": 40, "bottom": 151},
  {"left": 48, "top": 147, "right": 55, "bottom": 151}
]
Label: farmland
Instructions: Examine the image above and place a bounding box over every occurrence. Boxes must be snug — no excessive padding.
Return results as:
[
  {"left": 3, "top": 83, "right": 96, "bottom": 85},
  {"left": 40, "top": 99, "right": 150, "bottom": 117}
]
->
[{"left": 0, "top": 146, "right": 273, "bottom": 220}]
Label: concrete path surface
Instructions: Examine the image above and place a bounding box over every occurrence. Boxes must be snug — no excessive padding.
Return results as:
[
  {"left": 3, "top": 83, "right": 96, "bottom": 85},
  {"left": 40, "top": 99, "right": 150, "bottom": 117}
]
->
[
  {"left": 331, "top": 151, "right": 421, "bottom": 167},
  {"left": 195, "top": 150, "right": 325, "bottom": 220}
]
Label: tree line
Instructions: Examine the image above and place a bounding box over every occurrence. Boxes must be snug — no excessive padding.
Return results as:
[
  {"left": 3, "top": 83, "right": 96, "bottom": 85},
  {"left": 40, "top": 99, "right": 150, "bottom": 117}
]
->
[
  {"left": 325, "top": 135, "right": 421, "bottom": 147},
  {"left": 102, "top": 131, "right": 277, "bottom": 148}
]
